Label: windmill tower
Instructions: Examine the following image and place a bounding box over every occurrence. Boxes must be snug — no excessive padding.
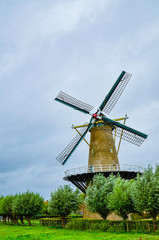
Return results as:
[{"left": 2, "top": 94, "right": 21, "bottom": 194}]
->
[{"left": 54, "top": 71, "right": 147, "bottom": 195}]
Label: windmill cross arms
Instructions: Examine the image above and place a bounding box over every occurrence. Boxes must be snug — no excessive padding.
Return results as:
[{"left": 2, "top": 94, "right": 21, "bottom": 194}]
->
[
  {"left": 99, "top": 71, "right": 132, "bottom": 114},
  {"left": 54, "top": 91, "right": 94, "bottom": 114},
  {"left": 101, "top": 116, "right": 148, "bottom": 146},
  {"left": 56, "top": 123, "right": 93, "bottom": 165}
]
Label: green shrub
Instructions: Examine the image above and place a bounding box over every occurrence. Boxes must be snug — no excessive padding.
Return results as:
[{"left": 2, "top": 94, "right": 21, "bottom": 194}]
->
[
  {"left": 39, "top": 215, "right": 82, "bottom": 228},
  {"left": 67, "top": 219, "right": 159, "bottom": 232},
  {"left": 40, "top": 218, "right": 62, "bottom": 228},
  {"left": 131, "top": 213, "right": 151, "bottom": 220},
  {"left": 68, "top": 214, "right": 83, "bottom": 218}
]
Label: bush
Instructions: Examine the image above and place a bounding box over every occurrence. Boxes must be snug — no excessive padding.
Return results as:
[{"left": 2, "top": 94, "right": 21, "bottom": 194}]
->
[
  {"left": 39, "top": 216, "right": 81, "bottom": 228},
  {"left": 67, "top": 219, "right": 159, "bottom": 232},
  {"left": 40, "top": 218, "right": 62, "bottom": 228},
  {"left": 68, "top": 214, "right": 83, "bottom": 218},
  {"left": 131, "top": 213, "right": 151, "bottom": 220}
]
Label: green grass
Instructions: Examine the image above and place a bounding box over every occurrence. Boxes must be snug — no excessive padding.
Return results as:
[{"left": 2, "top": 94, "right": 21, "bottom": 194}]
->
[{"left": 0, "top": 224, "right": 158, "bottom": 240}]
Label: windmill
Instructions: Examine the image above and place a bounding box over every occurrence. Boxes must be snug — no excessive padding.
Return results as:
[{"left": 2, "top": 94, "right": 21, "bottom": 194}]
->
[{"left": 54, "top": 71, "right": 148, "bottom": 193}]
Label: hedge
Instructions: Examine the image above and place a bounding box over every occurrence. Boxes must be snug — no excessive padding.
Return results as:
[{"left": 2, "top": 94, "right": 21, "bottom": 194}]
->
[
  {"left": 40, "top": 218, "right": 62, "bottom": 228},
  {"left": 39, "top": 215, "right": 82, "bottom": 228},
  {"left": 67, "top": 219, "right": 159, "bottom": 232}
]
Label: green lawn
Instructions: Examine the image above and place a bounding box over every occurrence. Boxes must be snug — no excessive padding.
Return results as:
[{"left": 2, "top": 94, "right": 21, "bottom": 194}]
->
[{"left": 0, "top": 224, "right": 158, "bottom": 240}]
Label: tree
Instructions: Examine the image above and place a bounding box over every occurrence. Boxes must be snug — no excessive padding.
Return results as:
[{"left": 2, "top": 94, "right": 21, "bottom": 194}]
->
[
  {"left": 0, "top": 195, "right": 19, "bottom": 224},
  {"left": 108, "top": 178, "right": 135, "bottom": 220},
  {"left": 0, "top": 196, "right": 6, "bottom": 223},
  {"left": 48, "top": 185, "right": 82, "bottom": 227},
  {"left": 42, "top": 200, "right": 49, "bottom": 216},
  {"left": 155, "top": 164, "right": 159, "bottom": 182},
  {"left": 132, "top": 165, "right": 159, "bottom": 223},
  {"left": 12, "top": 190, "right": 44, "bottom": 225},
  {"left": 85, "top": 174, "right": 116, "bottom": 220}
]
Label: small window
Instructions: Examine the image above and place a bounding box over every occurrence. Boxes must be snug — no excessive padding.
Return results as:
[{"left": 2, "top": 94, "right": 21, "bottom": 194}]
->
[
  {"left": 90, "top": 165, "right": 94, "bottom": 173},
  {"left": 110, "top": 147, "right": 113, "bottom": 153}
]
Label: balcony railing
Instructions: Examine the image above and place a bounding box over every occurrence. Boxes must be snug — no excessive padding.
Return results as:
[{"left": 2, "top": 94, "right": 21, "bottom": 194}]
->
[{"left": 64, "top": 164, "right": 143, "bottom": 177}]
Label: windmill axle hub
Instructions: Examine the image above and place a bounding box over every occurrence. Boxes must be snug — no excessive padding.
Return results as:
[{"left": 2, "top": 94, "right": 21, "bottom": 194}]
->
[{"left": 93, "top": 113, "right": 98, "bottom": 119}]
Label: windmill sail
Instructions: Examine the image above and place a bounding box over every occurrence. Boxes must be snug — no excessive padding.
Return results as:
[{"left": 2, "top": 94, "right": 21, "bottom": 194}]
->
[
  {"left": 56, "top": 123, "right": 92, "bottom": 165},
  {"left": 101, "top": 116, "right": 147, "bottom": 146},
  {"left": 55, "top": 91, "right": 94, "bottom": 114},
  {"left": 114, "top": 127, "right": 146, "bottom": 146},
  {"left": 99, "top": 71, "right": 132, "bottom": 114}
]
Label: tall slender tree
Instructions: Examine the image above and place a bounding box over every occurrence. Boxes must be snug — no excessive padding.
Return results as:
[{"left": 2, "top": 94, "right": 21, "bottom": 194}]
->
[
  {"left": 48, "top": 185, "right": 82, "bottom": 227},
  {"left": 85, "top": 174, "right": 116, "bottom": 220},
  {"left": 108, "top": 178, "right": 135, "bottom": 220},
  {"left": 0, "top": 196, "right": 6, "bottom": 223},
  {"left": 0, "top": 195, "right": 19, "bottom": 224},
  {"left": 132, "top": 165, "right": 159, "bottom": 224}
]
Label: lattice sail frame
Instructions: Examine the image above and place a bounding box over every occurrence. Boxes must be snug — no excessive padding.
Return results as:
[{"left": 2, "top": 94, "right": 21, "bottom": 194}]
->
[
  {"left": 100, "top": 72, "right": 132, "bottom": 114},
  {"left": 55, "top": 91, "right": 94, "bottom": 114},
  {"left": 115, "top": 127, "right": 145, "bottom": 146},
  {"left": 100, "top": 115, "right": 147, "bottom": 146},
  {"left": 56, "top": 123, "right": 91, "bottom": 165},
  {"left": 102, "top": 124, "right": 146, "bottom": 146}
]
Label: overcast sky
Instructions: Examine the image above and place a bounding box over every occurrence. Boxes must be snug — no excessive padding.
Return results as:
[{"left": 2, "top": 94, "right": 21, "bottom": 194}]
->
[{"left": 0, "top": 0, "right": 159, "bottom": 200}]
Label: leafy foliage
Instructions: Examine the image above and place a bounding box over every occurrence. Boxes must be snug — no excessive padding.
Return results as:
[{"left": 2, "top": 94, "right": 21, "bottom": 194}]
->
[
  {"left": 42, "top": 200, "right": 49, "bottom": 216},
  {"left": 2, "top": 195, "right": 14, "bottom": 217},
  {"left": 48, "top": 185, "right": 82, "bottom": 226},
  {"left": 12, "top": 190, "right": 44, "bottom": 225},
  {"left": 0, "top": 196, "right": 5, "bottom": 216},
  {"left": 85, "top": 174, "right": 116, "bottom": 219},
  {"left": 132, "top": 165, "right": 159, "bottom": 221},
  {"left": 0, "top": 195, "right": 19, "bottom": 224},
  {"left": 67, "top": 218, "right": 159, "bottom": 233},
  {"left": 108, "top": 178, "right": 135, "bottom": 220}
]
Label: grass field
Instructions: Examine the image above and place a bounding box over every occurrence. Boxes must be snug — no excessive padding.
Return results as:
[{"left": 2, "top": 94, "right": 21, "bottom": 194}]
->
[{"left": 0, "top": 224, "right": 159, "bottom": 240}]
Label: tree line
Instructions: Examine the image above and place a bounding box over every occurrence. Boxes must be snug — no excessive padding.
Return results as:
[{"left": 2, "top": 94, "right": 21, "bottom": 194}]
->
[
  {"left": 86, "top": 165, "right": 159, "bottom": 221},
  {"left": 0, "top": 191, "right": 44, "bottom": 225},
  {"left": 0, "top": 186, "right": 82, "bottom": 226},
  {"left": 0, "top": 165, "right": 158, "bottom": 226}
]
